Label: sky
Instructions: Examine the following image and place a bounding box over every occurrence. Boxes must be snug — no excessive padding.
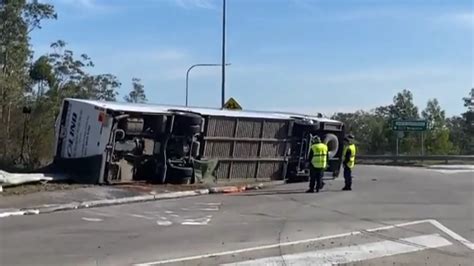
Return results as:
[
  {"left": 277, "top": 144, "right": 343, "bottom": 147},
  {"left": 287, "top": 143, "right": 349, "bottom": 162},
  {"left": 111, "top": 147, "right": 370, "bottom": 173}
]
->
[{"left": 32, "top": 0, "right": 473, "bottom": 116}]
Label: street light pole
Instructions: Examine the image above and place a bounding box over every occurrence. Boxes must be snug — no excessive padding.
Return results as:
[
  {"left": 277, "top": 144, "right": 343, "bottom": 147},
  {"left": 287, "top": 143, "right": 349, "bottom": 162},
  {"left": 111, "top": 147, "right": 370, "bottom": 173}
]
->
[
  {"left": 185, "top": 63, "right": 231, "bottom": 107},
  {"left": 221, "top": 0, "right": 226, "bottom": 108}
]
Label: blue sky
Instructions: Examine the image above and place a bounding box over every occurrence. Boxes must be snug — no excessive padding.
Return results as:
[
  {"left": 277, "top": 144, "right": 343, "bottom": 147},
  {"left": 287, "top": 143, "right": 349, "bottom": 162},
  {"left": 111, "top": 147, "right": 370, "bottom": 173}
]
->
[{"left": 32, "top": 0, "right": 473, "bottom": 116}]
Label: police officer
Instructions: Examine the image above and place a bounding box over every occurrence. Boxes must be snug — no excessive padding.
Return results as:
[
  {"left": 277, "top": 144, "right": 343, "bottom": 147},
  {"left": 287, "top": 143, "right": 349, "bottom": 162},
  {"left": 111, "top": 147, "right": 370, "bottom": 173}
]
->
[
  {"left": 342, "top": 134, "right": 356, "bottom": 191},
  {"left": 306, "top": 136, "right": 329, "bottom": 193}
]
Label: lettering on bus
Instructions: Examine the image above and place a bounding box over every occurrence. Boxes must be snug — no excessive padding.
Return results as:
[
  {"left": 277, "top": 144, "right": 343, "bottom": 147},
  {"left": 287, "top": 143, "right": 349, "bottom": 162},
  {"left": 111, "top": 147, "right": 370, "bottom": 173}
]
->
[{"left": 66, "top": 112, "right": 78, "bottom": 157}]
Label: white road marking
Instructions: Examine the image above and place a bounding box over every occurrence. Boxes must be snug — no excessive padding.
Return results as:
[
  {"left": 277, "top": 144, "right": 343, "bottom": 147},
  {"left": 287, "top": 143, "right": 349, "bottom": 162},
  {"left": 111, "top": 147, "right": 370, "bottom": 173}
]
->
[
  {"left": 156, "top": 220, "right": 173, "bottom": 226},
  {"left": 81, "top": 217, "right": 103, "bottom": 222},
  {"left": 0, "top": 209, "right": 39, "bottom": 218},
  {"left": 0, "top": 211, "right": 27, "bottom": 218},
  {"left": 134, "top": 219, "right": 474, "bottom": 266},
  {"left": 431, "top": 169, "right": 474, "bottom": 174},
  {"left": 428, "top": 219, "right": 474, "bottom": 250},
  {"left": 83, "top": 210, "right": 114, "bottom": 217},
  {"left": 222, "top": 234, "right": 452, "bottom": 266},
  {"left": 365, "top": 219, "right": 474, "bottom": 251},
  {"left": 198, "top": 207, "right": 219, "bottom": 211},
  {"left": 181, "top": 218, "right": 212, "bottom": 225},
  {"left": 129, "top": 214, "right": 154, "bottom": 220},
  {"left": 197, "top": 202, "right": 221, "bottom": 206},
  {"left": 134, "top": 232, "right": 361, "bottom": 265}
]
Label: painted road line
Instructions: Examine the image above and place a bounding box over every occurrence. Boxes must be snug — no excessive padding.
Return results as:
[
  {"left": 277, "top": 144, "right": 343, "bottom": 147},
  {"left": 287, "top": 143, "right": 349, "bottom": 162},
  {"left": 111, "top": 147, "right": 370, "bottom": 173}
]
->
[
  {"left": 428, "top": 219, "right": 474, "bottom": 250},
  {"left": 134, "top": 231, "right": 362, "bottom": 265},
  {"left": 365, "top": 219, "right": 432, "bottom": 232},
  {"left": 135, "top": 219, "right": 474, "bottom": 266},
  {"left": 432, "top": 169, "right": 474, "bottom": 174},
  {"left": 222, "top": 234, "right": 452, "bottom": 266},
  {"left": 81, "top": 217, "right": 103, "bottom": 222}
]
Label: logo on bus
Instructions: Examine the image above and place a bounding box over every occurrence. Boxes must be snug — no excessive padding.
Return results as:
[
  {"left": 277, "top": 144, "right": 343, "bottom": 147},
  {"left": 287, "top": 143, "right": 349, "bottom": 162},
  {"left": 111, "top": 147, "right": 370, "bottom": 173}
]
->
[{"left": 66, "top": 112, "right": 78, "bottom": 157}]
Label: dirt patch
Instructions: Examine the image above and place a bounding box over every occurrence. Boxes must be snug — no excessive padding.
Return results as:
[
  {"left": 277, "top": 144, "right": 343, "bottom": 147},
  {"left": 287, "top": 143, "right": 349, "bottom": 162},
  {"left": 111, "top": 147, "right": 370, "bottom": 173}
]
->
[
  {"left": 1, "top": 180, "right": 273, "bottom": 197},
  {"left": 115, "top": 183, "right": 211, "bottom": 194},
  {"left": 1, "top": 182, "right": 92, "bottom": 197}
]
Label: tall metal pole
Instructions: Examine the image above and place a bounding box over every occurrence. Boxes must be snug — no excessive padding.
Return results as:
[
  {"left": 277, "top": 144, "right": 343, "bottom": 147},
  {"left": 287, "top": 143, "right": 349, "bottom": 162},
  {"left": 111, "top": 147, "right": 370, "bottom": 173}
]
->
[{"left": 221, "top": 0, "right": 226, "bottom": 108}]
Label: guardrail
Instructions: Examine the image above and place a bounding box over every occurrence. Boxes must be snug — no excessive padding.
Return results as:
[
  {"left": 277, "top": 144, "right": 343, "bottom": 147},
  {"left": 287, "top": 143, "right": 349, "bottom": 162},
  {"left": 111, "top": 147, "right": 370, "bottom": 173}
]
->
[{"left": 357, "top": 155, "right": 474, "bottom": 165}]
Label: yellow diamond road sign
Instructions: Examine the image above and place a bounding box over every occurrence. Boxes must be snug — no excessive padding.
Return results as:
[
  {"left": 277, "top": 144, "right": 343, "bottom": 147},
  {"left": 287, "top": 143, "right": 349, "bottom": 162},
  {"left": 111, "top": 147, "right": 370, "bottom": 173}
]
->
[{"left": 223, "top": 97, "right": 242, "bottom": 110}]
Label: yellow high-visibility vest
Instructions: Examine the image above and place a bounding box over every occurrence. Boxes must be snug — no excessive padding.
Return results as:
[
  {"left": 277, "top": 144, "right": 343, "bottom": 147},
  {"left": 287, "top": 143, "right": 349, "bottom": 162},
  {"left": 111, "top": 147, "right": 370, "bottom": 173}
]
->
[
  {"left": 343, "top": 144, "right": 356, "bottom": 168},
  {"left": 311, "top": 143, "right": 328, "bottom": 169}
]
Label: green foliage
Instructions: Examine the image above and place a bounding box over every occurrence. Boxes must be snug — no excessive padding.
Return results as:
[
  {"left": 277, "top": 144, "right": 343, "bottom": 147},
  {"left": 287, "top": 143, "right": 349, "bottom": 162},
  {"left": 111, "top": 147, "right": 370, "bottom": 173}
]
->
[
  {"left": 422, "top": 99, "right": 445, "bottom": 130},
  {"left": 460, "top": 89, "right": 474, "bottom": 154},
  {"left": 1, "top": 0, "right": 56, "bottom": 165},
  {"left": 0, "top": 1, "right": 122, "bottom": 168},
  {"left": 332, "top": 89, "right": 471, "bottom": 156},
  {"left": 332, "top": 111, "right": 390, "bottom": 155},
  {"left": 124, "top": 77, "right": 147, "bottom": 103},
  {"left": 389, "top": 89, "right": 419, "bottom": 120},
  {"left": 425, "top": 128, "right": 455, "bottom": 155},
  {"left": 422, "top": 99, "right": 455, "bottom": 155}
]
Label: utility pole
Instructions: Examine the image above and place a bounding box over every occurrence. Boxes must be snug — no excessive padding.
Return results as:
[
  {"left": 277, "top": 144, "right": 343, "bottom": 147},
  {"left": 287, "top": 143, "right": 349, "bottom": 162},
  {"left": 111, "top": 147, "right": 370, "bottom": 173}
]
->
[{"left": 221, "top": 0, "right": 226, "bottom": 108}]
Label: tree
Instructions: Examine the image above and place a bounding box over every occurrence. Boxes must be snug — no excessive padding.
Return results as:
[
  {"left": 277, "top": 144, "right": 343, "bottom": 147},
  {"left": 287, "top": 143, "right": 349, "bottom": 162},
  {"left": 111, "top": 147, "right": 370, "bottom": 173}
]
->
[
  {"left": 43, "top": 40, "right": 121, "bottom": 104},
  {"left": 389, "top": 89, "right": 419, "bottom": 120},
  {"left": 0, "top": 0, "right": 56, "bottom": 163},
  {"left": 82, "top": 74, "right": 120, "bottom": 101},
  {"left": 446, "top": 116, "right": 464, "bottom": 154},
  {"left": 461, "top": 89, "right": 474, "bottom": 154},
  {"left": 332, "top": 111, "right": 389, "bottom": 155},
  {"left": 421, "top": 99, "right": 454, "bottom": 154},
  {"left": 386, "top": 89, "right": 420, "bottom": 154},
  {"left": 124, "top": 78, "right": 147, "bottom": 103},
  {"left": 29, "top": 55, "right": 54, "bottom": 97},
  {"left": 422, "top": 99, "right": 445, "bottom": 130}
]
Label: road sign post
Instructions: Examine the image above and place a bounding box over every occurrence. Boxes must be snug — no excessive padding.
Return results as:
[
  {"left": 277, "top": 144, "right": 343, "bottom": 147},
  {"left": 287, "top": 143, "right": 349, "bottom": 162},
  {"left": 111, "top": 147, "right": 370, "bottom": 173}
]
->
[{"left": 392, "top": 120, "right": 427, "bottom": 156}]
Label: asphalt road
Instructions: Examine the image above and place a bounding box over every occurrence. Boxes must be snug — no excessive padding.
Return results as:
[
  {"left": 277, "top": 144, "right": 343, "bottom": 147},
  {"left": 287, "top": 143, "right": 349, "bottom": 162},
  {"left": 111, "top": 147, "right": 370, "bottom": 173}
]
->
[{"left": 1, "top": 165, "right": 473, "bottom": 266}]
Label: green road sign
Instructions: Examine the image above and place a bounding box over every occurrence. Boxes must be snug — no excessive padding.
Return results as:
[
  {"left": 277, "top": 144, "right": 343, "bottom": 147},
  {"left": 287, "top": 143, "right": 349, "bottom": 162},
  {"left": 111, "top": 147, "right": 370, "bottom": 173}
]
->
[{"left": 392, "top": 120, "right": 428, "bottom": 131}]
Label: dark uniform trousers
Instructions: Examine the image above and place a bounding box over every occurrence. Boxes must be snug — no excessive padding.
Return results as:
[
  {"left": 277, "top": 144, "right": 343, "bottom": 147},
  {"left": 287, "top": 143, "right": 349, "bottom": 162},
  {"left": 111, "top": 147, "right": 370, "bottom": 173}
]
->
[
  {"left": 343, "top": 165, "right": 352, "bottom": 188},
  {"left": 309, "top": 166, "right": 324, "bottom": 191}
]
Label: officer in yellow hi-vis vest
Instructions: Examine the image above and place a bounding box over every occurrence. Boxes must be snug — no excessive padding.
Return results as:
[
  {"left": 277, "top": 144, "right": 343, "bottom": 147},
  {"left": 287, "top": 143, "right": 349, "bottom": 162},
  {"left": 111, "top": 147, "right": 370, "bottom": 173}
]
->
[
  {"left": 342, "top": 134, "right": 356, "bottom": 191},
  {"left": 306, "top": 136, "right": 329, "bottom": 193}
]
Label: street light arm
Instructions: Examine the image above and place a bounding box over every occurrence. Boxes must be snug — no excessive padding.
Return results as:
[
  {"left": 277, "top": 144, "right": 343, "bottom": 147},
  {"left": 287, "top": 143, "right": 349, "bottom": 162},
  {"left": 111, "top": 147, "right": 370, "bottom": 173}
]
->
[{"left": 185, "top": 63, "right": 231, "bottom": 107}]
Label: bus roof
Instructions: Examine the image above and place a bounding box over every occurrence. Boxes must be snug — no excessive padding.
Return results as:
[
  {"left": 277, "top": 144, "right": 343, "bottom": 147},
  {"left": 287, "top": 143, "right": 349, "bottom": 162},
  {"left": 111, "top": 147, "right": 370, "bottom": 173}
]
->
[{"left": 65, "top": 98, "right": 342, "bottom": 124}]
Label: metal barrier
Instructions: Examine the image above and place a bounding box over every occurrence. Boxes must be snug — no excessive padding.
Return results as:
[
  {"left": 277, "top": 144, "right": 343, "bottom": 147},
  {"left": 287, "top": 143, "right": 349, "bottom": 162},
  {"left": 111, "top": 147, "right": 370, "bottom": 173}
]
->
[{"left": 357, "top": 155, "right": 474, "bottom": 164}]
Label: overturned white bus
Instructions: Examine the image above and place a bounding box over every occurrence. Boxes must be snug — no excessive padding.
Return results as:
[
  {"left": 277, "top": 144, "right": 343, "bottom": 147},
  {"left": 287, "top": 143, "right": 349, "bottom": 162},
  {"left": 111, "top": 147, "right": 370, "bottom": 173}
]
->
[{"left": 53, "top": 98, "right": 345, "bottom": 184}]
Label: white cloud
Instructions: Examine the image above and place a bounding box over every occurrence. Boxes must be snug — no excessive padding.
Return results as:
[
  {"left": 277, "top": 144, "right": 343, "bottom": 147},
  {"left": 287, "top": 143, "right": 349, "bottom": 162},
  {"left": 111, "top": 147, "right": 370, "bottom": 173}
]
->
[
  {"left": 171, "top": 0, "right": 216, "bottom": 9},
  {"left": 309, "top": 67, "right": 456, "bottom": 84},
  {"left": 437, "top": 11, "right": 474, "bottom": 28},
  {"left": 53, "top": 0, "right": 96, "bottom": 8},
  {"left": 149, "top": 49, "right": 187, "bottom": 61}
]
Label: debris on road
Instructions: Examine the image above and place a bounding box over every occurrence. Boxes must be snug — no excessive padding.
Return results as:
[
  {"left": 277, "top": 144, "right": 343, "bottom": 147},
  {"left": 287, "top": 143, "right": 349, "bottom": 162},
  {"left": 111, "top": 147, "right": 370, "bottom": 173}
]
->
[{"left": 0, "top": 170, "right": 70, "bottom": 192}]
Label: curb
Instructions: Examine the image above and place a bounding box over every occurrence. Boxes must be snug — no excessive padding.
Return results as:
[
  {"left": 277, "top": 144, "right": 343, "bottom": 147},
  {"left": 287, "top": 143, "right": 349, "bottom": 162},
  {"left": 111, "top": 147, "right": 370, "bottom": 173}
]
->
[{"left": 0, "top": 182, "right": 282, "bottom": 218}]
